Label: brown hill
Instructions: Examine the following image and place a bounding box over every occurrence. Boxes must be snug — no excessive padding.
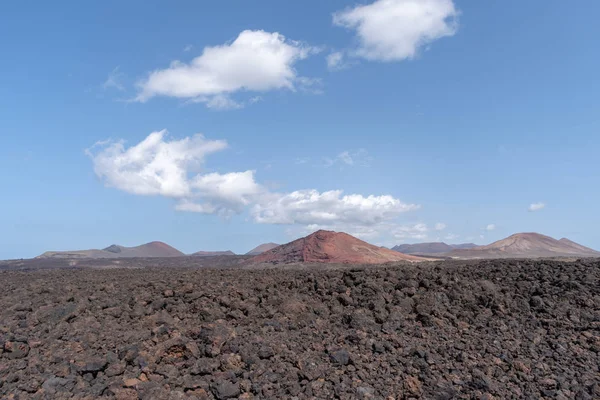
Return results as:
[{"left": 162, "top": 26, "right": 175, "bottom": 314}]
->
[
  {"left": 392, "top": 242, "right": 478, "bottom": 255},
  {"left": 449, "top": 233, "right": 600, "bottom": 259},
  {"left": 246, "top": 243, "right": 280, "bottom": 255},
  {"left": 190, "top": 250, "right": 236, "bottom": 257},
  {"left": 558, "top": 238, "right": 599, "bottom": 254},
  {"left": 251, "top": 230, "right": 427, "bottom": 264},
  {"left": 37, "top": 241, "right": 184, "bottom": 259}
]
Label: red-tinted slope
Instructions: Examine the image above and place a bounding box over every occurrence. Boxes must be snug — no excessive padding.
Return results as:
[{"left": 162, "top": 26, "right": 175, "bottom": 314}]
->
[{"left": 251, "top": 230, "right": 427, "bottom": 264}]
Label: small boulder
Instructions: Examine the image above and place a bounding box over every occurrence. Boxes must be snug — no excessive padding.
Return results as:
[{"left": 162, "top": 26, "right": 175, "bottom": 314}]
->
[
  {"left": 329, "top": 349, "right": 350, "bottom": 366},
  {"left": 258, "top": 346, "right": 274, "bottom": 359},
  {"left": 3, "top": 341, "right": 29, "bottom": 359},
  {"left": 211, "top": 380, "right": 240, "bottom": 399}
]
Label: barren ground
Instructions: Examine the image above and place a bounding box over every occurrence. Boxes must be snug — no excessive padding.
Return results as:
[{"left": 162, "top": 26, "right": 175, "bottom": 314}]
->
[{"left": 1, "top": 258, "right": 599, "bottom": 399}]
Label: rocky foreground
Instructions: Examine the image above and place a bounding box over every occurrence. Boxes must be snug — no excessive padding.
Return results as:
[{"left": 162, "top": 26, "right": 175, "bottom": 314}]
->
[{"left": 1, "top": 259, "right": 599, "bottom": 399}]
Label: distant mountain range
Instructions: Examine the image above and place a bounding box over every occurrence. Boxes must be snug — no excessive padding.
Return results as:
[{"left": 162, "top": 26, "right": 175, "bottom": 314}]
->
[
  {"left": 251, "top": 230, "right": 427, "bottom": 264},
  {"left": 37, "top": 241, "right": 184, "bottom": 259},
  {"left": 33, "top": 232, "right": 600, "bottom": 261},
  {"left": 394, "top": 233, "right": 600, "bottom": 259},
  {"left": 392, "top": 242, "right": 477, "bottom": 255},
  {"left": 37, "top": 241, "right": 283, "bottom": 259}
]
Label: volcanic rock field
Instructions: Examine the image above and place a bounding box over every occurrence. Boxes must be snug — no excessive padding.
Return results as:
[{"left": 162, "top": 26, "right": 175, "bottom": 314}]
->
[{"left": 1, "top": 258, "right": 600, "bottom": 399}]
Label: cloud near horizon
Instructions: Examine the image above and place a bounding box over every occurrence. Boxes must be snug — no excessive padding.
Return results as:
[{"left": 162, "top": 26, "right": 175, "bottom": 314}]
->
[
  {"left": 252, "top": 190, "right": 418, "bottom": 226},
  {"left": 87, "top": 131, "right": 420, "bottom": 230},
  {"left": 286, "top": 221, "right": 434, "bottom": 245},
  {"left": 333, "top": 0, "right": 458, "bottom": 62},
  {"left": 135, "top": 30, "right": 318, "bottom": 108}
]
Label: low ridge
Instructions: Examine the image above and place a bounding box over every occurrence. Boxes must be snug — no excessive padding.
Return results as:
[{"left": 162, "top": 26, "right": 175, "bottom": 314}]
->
[
  {"left": 36, "top": 241, "right": 184, "bottom": 259},
  {"left": 251, "top": 230, "right": 427, "bottom": 264},
  {"left": 190, "top": 250, "right": 236, "bottom": 257}
]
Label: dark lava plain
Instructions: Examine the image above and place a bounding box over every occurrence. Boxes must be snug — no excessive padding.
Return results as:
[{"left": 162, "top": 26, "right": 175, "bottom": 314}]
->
[{"left": 1, "top": 258, "right": 599, "bottom": 399}]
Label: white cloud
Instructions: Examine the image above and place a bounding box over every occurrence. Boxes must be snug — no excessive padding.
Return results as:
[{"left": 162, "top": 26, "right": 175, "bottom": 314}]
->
[
  {"left": 103, "top": 67, "right": 125, "bottom": 91},
  {"left": 135, "top": 30, "right": 317, "bottom": 106},
  {"left": 528, "top": 202, "right": 545, "bottom": 212},
  {"left": 252, "top": 190, "right": 419, "bottom": 226},
  {"left": 88, "top": 131, "right": 420, "bottom": 229},
  {"left": 333, "top": 0, "right": 458, "bottom": 62},
  {"left": 178, "top": 171, "right": 264, "bottom": 216},
  {"left": 324, "top": 149, "right": 371, "bottom": 167},
  {"left": 183, "top": 44, "right": 193, "bottom": 52},
  {"left": 444, "top": 233, "right": 459, "bottom": 241},
  {"left": 391, "top": 223, "right": 428, "bottom": 240},
  {"left": 485, "top": 224, "right": 496, "bottom": 231},
  {"left": 86, "top": 130, "right": 227, "bottom": 198},
  {"left": 326, "top": 51, "right": 346, "bottom": 70},
  {"left": 435, "top": 222, "right": 446, "bottom": 231},
  {"left": 337, "top": 151, "right": 354, "bottom": 165},
  {"left": 288, "top": 221, "right": 429, "bottom": 245}
]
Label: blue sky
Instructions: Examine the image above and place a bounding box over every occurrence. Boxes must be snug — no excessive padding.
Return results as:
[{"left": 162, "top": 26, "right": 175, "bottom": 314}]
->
[{"left": 1, "top": 0, "right": 599, "bottom": 259}]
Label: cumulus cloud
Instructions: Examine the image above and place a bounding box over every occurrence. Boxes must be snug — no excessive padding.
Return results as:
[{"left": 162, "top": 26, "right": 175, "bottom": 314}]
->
[
  {"left": 333, "top": 0, "right": 458, "bottom": 62},
  {"left": 88, "top": 131, "right": 420, "bottom": 228},
  {"left": 486, "top": 224, "right": 496, "bottom": 231},
  {"left": 528, "top": 202, "right": 545, "bottom": 212},
  {"left": 86, "top": 130, "right": 228, "bottom": 198},
  {"left": 135, "top": 30, "right": 317, "bottom": 107},
  {"left": 435, "top": 222, "right": 446, "bottom": 231},
  {"left": 252, "top": 190, "right": 419, "bottom": 226},
  {"left": 185, "top": 171, "right": 264, "bottom": 215}
]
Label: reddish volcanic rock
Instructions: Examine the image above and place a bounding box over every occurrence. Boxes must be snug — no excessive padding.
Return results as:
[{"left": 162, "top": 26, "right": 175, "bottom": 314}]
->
[{"left": 251, "top": 230, "right": 427, "bottom": 264}]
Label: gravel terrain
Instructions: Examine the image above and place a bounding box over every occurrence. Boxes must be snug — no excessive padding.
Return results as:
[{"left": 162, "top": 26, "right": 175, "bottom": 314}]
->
[{"left": 1, "top": 258, "right": 599, "bottom": 399}]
